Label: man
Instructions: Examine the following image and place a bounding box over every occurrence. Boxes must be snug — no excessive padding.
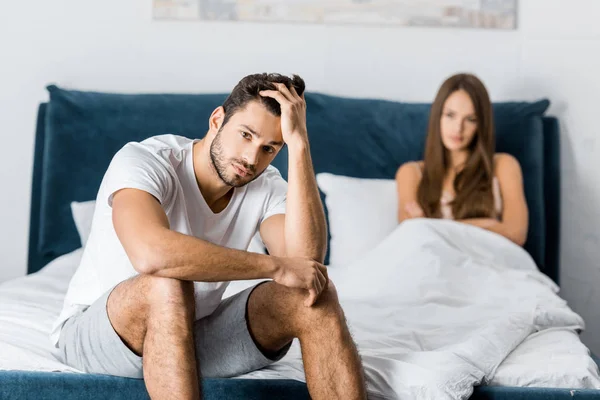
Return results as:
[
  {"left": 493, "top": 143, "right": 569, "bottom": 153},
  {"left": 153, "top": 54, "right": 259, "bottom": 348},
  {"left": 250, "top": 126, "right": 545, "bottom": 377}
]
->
[{"left": 51, "top": 73, "right": 367, "bottom": 400}]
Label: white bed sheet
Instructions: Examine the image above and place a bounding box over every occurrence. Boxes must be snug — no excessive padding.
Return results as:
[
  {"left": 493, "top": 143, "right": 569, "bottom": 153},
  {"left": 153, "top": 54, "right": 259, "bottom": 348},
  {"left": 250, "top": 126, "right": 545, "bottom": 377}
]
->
[
  {"left": 0, "top": 249, "right": 82, "bottom": 373},
  {"left": 0, "top": 245, "right": 598, "bottom": 395}
]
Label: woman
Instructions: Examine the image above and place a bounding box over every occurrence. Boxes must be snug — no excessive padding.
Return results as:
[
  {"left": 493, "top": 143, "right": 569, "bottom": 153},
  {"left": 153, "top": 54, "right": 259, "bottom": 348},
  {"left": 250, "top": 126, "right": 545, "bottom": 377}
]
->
[{"left": 395, "top": 73, "right": 528, "bottom": 246}]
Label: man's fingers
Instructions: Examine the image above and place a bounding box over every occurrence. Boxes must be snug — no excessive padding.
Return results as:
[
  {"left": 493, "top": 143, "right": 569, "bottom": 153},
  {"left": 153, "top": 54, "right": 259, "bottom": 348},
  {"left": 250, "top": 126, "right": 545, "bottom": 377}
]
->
[
  {"left": 259, "top": 90, "right": 290, "bottom": 106},
  {"left": 313, "top": 277, "right": 323, "bottom": 299},
  {"left": 289, "top": 85, "right": 303, "bottom": 102},
  {"left": 318, "top": 264, "right": 329, "bottom": 283},
  {"left": 273, "top": 82, "right": 296, "bottom": 102},
  {"left": 316, "top": 268, "right": 327, "bottom": 292},
  {"left": 305, "top": 289, "right": 318, "bottom": 307}
]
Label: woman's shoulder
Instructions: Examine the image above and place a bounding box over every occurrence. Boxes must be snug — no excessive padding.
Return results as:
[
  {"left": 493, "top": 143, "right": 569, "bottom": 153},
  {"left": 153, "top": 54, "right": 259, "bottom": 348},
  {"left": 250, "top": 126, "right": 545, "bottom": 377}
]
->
[
  {"left": 396, "top": 161, "right": 423, "bottom": 187},
  {"left": 494, "top": 153, "right": 522, "bottom": 179},
  {"left": 396, "top": 160, "right": 424, "bottom": 179},
  {"left": 494, "top": 153, "right": 520, "bottom": 166}
]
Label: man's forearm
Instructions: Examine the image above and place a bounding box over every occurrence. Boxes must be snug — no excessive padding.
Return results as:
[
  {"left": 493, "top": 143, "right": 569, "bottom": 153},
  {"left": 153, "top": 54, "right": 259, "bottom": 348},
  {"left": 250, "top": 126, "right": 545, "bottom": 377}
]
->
[
  {"left": 284, "top": 141, "right": 328, "bottom": 262},
  {"left": 138, "top": 227, "right": 277, "bottom": 281}
]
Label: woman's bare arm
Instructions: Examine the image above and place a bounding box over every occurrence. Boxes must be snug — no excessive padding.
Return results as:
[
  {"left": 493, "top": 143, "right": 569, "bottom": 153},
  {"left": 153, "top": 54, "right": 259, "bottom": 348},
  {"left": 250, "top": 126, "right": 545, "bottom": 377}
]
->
[
  {"left": 458, "top": 154, "right": 528, "bottom": 245},
  {"left": 395, "top": 162, "right": 424, "bottom": 223}
]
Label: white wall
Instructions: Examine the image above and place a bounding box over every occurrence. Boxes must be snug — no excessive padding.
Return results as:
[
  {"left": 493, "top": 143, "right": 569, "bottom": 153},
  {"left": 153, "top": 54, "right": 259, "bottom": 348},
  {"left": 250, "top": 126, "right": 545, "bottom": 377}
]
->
[{"left": 1, "top": 0, "right": 599, "bottom": 354}]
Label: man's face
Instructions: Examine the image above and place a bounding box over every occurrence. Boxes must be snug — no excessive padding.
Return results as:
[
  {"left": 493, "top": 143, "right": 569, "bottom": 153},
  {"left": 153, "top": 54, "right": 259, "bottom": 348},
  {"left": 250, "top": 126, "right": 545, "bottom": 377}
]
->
[{"left": 210, "top": 101, "right": 284, "bottom": 187}]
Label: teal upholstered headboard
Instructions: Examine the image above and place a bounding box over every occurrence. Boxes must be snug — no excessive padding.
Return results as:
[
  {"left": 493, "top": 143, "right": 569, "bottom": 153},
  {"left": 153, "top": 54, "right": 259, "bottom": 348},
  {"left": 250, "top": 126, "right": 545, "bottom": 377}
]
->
[{"left": 28, "top": 86, "right": 560, "bottom": 283}]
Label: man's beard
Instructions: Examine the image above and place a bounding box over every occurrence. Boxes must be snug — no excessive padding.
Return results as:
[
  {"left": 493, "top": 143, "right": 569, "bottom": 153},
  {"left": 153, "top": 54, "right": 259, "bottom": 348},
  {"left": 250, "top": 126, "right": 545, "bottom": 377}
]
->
[{"left": 209, "top": 131, "right": 258, "bottom": 187}]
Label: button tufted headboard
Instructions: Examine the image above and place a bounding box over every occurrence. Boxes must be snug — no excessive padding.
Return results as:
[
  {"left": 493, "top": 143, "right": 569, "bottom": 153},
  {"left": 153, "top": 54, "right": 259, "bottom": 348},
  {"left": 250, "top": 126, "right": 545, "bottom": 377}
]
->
[{"left": 28, "top": 86, "right": 560, "bottom": 283}]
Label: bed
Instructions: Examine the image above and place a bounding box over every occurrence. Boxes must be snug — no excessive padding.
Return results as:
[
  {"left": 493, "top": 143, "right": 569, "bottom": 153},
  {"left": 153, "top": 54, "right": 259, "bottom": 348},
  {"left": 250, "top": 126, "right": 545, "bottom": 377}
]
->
[{"left": 1, "top": 85, "right": 599, "bottom": 399}]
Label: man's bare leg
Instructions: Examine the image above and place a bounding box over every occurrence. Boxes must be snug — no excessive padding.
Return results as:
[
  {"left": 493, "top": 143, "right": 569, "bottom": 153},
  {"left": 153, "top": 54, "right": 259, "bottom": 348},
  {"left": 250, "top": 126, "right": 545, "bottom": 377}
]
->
[
  {"left": 247, "top": 281, "right": 367, "bottom": 400},
  {"left": 106, "top": 275, "right": 199, "bottom": 399}
]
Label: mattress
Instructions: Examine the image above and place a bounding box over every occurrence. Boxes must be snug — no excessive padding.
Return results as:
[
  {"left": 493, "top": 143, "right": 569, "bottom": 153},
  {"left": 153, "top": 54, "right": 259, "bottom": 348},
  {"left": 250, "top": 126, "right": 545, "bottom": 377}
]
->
[
  {"left": 1, "top": 249, "right": 599, "bottom": 400},
  {"left": 2, "top": 371, "right": 600, "bottom": 400}
]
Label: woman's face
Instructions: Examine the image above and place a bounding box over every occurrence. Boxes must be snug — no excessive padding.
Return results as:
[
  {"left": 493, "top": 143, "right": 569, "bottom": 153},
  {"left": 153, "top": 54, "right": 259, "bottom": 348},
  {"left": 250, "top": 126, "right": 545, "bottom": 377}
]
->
[{"left": 440, "top": 89, "right": 478, "bottom": 152}]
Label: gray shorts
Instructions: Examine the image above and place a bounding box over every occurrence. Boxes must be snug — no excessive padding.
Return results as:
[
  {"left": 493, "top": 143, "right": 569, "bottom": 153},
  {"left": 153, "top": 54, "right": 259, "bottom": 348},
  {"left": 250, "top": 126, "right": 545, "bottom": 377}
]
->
[{"left": 55, "top": 282, "right": 291, "bottom": 379}]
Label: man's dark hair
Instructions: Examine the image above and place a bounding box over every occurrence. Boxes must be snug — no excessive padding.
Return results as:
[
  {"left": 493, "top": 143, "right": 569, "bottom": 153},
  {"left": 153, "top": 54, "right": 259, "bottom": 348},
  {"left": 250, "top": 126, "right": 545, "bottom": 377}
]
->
[{"left": 220, "top": 73, "right": 306, "bottom": 128}]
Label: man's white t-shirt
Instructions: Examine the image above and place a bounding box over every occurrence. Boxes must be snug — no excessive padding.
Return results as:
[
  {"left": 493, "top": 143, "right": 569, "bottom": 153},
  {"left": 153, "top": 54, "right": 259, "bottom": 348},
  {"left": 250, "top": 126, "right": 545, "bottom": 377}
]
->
[{"left": 51, "top": 134, "right": 287, "bottom": 347}]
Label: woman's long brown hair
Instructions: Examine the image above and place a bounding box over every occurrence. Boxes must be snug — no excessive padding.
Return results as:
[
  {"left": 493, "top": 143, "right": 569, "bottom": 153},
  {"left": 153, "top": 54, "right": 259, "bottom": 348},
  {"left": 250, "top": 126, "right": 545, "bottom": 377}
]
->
[{"left": 417, "top": 73, "right": 496, "bottom": 220}]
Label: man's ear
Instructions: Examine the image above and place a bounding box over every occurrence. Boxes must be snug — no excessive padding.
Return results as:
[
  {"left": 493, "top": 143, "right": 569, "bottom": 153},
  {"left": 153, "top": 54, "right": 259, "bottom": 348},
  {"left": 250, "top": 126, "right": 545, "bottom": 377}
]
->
[{"left": 208, "top": 106, "right": 225, "bottom": 135}]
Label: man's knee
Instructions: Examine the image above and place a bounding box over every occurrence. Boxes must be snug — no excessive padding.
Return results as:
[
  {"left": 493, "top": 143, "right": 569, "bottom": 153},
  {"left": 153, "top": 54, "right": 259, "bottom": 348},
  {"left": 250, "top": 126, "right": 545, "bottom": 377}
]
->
[
  {"left": 109, "top": 275, "right": 195, "bottom": 327},
  {"left": 317, "top": 280, "right": 340, "bottom": 308},
  {"left": 303, "top": 281, "right": 343, "bottom": 318},
  {"left": 276, "top": 280, "right": 345, "bottom": 335},
  {"left": 144, "top": 275, "right": 195, "bottom": 311}
]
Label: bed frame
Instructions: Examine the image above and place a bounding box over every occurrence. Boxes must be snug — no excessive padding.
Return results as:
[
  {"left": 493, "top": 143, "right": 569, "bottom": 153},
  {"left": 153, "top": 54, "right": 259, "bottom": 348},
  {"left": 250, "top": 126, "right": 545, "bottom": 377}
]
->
[{"left": 4, "top": 91, "right": 598, "bottom": 399}]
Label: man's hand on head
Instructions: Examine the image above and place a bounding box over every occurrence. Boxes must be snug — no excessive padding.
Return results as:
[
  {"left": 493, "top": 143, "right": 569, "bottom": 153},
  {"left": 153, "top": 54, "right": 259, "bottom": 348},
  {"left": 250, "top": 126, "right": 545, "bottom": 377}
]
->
[
  {"left": 259, "top": 83, "right": 308, "bottom": 149},
  {"left": 259, "top": 79, "right": 327, "bottom": 301}
]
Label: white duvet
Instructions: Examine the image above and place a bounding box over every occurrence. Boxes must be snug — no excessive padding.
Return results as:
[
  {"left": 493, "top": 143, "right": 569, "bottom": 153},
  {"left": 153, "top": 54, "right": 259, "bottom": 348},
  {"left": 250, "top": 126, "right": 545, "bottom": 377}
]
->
[
  {"left": 238, "top": 219, "right": 600, "bottom": 398},
  {"left": 1, "top": 219, "right": 599, "bottom": 399}
]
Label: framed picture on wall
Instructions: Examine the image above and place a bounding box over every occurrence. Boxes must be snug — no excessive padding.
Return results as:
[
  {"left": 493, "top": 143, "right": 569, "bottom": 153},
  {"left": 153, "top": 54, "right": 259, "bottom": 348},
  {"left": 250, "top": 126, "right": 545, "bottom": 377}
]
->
[{"left": 152, "top": 0, "right": 517, "bottom": 30}]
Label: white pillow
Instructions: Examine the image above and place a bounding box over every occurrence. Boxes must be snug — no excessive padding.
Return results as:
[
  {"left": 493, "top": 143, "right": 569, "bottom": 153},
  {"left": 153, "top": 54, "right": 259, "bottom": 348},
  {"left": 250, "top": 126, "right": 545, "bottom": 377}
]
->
[
  {"left": 70, "top": 200, "right": 96, "bottom": 247},
  {"left": 317, "top": 173, "right": 398, "bottom": 266}
]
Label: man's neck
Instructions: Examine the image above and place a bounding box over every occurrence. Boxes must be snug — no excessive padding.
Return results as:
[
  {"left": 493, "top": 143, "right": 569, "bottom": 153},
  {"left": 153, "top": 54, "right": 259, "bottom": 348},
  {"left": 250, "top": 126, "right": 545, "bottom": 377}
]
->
[{"left": 192, "top": 139, "right": 234, "bottom": 210}]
